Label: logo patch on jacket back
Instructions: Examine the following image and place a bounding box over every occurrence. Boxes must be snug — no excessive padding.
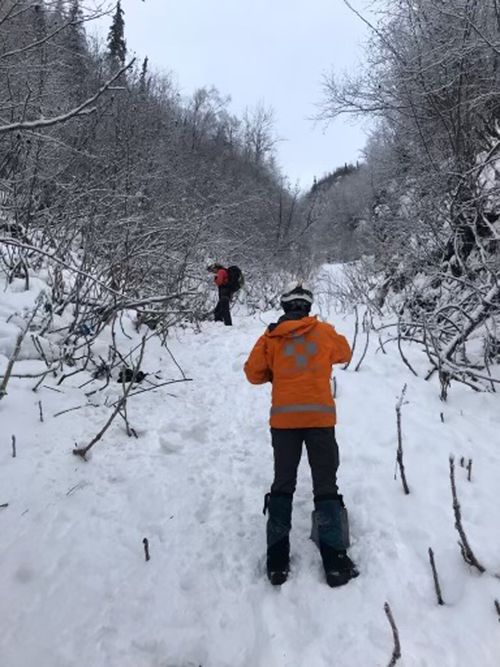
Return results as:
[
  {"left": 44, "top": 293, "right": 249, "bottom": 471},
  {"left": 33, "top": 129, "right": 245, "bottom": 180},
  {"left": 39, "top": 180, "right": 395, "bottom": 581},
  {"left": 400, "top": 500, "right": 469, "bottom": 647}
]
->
[{"left": 283, "top": 334, "right": 318, "bottom": 369}]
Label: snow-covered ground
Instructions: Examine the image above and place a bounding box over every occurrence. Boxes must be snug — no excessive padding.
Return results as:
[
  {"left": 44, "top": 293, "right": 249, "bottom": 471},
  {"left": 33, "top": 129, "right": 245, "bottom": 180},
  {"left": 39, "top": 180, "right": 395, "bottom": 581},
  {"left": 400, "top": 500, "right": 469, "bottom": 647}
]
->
[{"left": 1, "top": 268, "right": 500, "bottom": 667}]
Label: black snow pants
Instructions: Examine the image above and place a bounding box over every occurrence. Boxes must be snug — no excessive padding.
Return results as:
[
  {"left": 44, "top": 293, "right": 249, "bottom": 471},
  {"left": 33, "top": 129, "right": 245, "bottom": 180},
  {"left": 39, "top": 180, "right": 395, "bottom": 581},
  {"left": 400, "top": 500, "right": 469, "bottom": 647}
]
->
[
  {"left": 214, "top": 286, "right": 232, "bottom": 326},
  {"left": 270, "top": 427, "right": 339, "bottom": 497}
]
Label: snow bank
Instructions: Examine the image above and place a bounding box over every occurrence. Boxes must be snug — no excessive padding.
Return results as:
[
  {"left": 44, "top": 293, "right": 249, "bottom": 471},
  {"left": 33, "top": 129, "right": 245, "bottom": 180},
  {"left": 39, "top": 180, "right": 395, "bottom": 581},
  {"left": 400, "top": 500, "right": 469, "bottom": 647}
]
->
[{"left": 1, "top": 268, "right": 499, "bottom": 667}]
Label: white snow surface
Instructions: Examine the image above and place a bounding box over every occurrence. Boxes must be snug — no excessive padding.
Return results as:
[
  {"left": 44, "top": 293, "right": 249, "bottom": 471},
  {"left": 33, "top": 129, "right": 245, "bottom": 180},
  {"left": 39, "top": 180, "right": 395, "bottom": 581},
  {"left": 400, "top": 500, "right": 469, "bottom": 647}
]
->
[{"left": 1, "top": 266, "right": 500, "bottom": 667}]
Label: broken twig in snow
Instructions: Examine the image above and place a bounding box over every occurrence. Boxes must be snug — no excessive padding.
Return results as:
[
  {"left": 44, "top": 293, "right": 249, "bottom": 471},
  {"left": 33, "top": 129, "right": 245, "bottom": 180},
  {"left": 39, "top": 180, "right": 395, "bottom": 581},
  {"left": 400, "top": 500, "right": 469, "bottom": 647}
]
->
[
  {"left": 397, "top": 319, "right": 418, "bottom": 377},
  {"left": 11, "top": 435, "right": 16, "bottom": 458},
  {"left": 143, "top": 538, "right": 150, "bottom": 561},
  {"left": 467, "top": 458, "right": 473, "bottom": 482},
  {"left": 428, "top": 547, "right": 445, "bottom": 605},
  {"left": 343, "top": 305, "right": 359, "bottom": 370},
  {"left": 449, "top": 456, "right": 485, "bottom": 574},
  {"left": 384, "top": 602, "right": 402, "bottom": 666},
  {"left": 395, "top": 384, "right": 410, "bottom": 494},
  {"left": 354, "top": 310, "right": 371, "bottom": 372}
]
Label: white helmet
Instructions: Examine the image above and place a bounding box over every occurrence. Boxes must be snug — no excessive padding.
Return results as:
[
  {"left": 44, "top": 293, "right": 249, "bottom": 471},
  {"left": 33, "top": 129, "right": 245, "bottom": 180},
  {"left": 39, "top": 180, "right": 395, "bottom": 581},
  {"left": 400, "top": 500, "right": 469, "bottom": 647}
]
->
[{"left": 280, "top": 282, "right": 314, "bottom": 309}]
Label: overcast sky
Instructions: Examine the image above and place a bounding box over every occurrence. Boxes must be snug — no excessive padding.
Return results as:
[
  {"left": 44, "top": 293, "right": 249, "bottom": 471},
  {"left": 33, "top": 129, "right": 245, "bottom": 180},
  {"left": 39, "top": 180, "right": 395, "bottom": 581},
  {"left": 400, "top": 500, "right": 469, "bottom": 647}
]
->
[{"left": 95, "top": 0, "right": 369, "bottom": 190}]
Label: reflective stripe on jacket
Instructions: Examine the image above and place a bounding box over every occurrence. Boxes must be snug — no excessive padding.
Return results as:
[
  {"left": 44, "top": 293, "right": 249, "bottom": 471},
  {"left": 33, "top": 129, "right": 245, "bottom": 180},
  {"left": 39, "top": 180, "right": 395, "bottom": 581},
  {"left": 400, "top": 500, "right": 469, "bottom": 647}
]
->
[{"left": 244, "top": 316, "right": 351, "bottom": 428}]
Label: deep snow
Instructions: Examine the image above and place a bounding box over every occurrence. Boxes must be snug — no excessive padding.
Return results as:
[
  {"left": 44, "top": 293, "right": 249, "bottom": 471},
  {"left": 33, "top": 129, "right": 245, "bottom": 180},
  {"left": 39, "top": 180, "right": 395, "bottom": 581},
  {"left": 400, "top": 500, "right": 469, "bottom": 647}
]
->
[{"left": 1, "top": 268, "right": 500, "bottom": 667}]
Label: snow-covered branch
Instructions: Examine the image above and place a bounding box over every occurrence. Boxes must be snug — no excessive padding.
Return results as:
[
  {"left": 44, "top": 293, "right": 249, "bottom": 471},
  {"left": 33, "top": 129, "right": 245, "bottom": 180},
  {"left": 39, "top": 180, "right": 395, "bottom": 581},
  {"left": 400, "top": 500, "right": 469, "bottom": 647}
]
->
[{"left": 0, "top": 60, "right": 135, "bottom": 134}]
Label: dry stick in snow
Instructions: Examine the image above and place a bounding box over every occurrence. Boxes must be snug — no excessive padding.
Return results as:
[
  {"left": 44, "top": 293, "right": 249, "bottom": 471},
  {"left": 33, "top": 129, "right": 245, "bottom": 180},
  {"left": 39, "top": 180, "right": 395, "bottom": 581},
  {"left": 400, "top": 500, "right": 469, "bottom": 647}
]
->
[
  {"left": 428, "top": 548, "right": 445, "bottom": 605},
  {"left": 495, "top": 600, "right": 500, "bottom": 622},
  {"left": 73, "top": 338, "right": 146, "bottom": 461},
  {"left": 43, "top": 385, "right": 63, "bottom": 394},
  {"left": 11, "top": 435, "right": 16, "bottom": 458},
  {"left": 0, "top": 503, "right": 8, "bottom": 509},
  {"left": 53, "top": 402, "right": 100, "bottom": 418},
  {"left": 397, "top": 319, "right": 418, "bottom": 377},
  {"left": 118, "top": 354, "right": 137, "bottom": 438},
  {"left": 395, "top": 384, "right": 410, "bottom": 495},
  {"left": 449, "top": 456, "right": 485, "bottom": 574},
  {"left": 118, "top": 400, "right": 138, "bottom": 439},
  {"left": 378, "top": 333, "right": 388, "bottom": 355},
  {"left": 354, "top": 310, "right": 371, "bottom": 372},
  {"left": 143, "top": 538, "right": 150, "bottom": 562},
  {"left": 384, "top": 602, "right": 402, "bottom": 666},
  {"left": 54, "top": 404, "right": 86, "bottom": 418},
  {"left": 467, "top": 458, "right": 473, "bottom": 482},
  {"left": 343, "top": 305, "right": 359, "bottom": 370},
  {"left": 163, "top": 340, "right": 188, "bottom": 380},
  {"left": 31, "top": 335, "right": 51, "bottom": 369},
  {"left": 38, "top": 400, "right": 44, "bottom": 423},
  {"left": 109, "top": 378, "right": 193, "bottom": 406}
]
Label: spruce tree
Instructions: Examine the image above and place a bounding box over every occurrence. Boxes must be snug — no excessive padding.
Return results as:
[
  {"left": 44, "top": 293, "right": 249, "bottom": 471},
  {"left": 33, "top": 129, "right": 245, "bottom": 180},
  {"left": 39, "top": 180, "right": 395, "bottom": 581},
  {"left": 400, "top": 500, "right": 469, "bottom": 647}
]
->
[
  {"left": 107, "top": 0, "right": 126, "bottom": 66},
  {"left": 139, "top": 56, "right": 149, "bottom": 95},
  {"left": 64, "top": 0, "right": 88, "bottom": 102}
]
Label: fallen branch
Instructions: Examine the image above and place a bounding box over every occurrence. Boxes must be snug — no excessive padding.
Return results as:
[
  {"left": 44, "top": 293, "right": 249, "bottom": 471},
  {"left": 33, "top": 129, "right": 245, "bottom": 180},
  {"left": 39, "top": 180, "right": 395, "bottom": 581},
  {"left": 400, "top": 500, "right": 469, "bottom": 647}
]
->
[
  {"left": 73, "top": 337, "right": 146, "bottom": 460},
  {"left": 109, "top": 377, "right": 193, "bottom": 406},
  {"left": 54, "top": 404, "right": 93, "bottom": 418},
  {"left": 384, "top": 602, "right": 402, "bottom": 666}
]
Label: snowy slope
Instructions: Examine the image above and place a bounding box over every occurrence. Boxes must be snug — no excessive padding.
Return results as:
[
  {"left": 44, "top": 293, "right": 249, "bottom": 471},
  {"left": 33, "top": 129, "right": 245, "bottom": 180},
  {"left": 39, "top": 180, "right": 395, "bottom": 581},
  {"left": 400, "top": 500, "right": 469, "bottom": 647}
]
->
[{"left": 1, "top": 270, "right": 500, "bottom": 667}]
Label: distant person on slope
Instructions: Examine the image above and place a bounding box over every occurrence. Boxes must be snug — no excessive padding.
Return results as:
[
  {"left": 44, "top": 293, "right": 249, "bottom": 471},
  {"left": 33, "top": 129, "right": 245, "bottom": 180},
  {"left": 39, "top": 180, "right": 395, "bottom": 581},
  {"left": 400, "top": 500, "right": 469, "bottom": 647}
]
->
[
  {"left": 207, "top": 263, "right": 244, "bottom": 326},
  {"left": 244, "top": 283, "right": 358, "bottom": 587}
]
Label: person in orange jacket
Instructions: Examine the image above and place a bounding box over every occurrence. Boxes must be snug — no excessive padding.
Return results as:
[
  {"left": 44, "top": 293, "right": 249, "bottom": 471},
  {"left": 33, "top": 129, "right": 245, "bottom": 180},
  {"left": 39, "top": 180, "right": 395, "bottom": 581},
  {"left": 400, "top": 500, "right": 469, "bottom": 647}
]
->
[
  {"left": 207, "top": 263, "right": 232, "bottom": 326},
  {"left": 244, "top": 283, "right": 358, "bottom": 587}
]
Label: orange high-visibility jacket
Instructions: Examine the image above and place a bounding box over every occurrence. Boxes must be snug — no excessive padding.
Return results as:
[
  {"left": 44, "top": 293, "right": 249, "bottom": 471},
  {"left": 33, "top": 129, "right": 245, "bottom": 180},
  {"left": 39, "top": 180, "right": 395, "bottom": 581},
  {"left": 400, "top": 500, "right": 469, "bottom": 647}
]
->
[{"left": 244, "top": 316, "right": 351, "bottom": 428}]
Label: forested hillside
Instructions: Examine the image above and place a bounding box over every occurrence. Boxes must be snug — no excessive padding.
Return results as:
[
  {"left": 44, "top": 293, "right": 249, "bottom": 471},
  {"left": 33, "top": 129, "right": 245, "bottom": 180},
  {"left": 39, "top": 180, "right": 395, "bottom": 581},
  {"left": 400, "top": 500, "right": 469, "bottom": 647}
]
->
[{"left": 0, "top": 0, "right": 310, "bottom": 332}]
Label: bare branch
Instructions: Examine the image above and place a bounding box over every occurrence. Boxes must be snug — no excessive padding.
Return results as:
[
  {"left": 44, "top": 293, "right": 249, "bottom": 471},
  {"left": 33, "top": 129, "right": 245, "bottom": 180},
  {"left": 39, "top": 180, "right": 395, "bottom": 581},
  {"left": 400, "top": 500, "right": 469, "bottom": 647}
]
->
[
  {"left": 0, "top": 60, "right": 135, "bottom": 135},
  {"left": 449, "top": 456, "right": 485, "bottom": 574},
  {"left": 384, "top": 602, "right": 402, "bottom": 666}
]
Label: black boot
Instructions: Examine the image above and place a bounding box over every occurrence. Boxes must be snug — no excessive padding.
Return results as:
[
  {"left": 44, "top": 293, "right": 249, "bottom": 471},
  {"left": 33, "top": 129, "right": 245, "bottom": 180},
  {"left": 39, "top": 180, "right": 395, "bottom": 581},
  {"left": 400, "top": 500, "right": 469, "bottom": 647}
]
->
[
  {"left": 313, "top": 494, "right": 359, "bottom": 587},
  {"left": 319, "top": 545, "right": 359, "bottom": 587},
  {"left": 263, "top": 492, "right": 293, "bottom": 585}
]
